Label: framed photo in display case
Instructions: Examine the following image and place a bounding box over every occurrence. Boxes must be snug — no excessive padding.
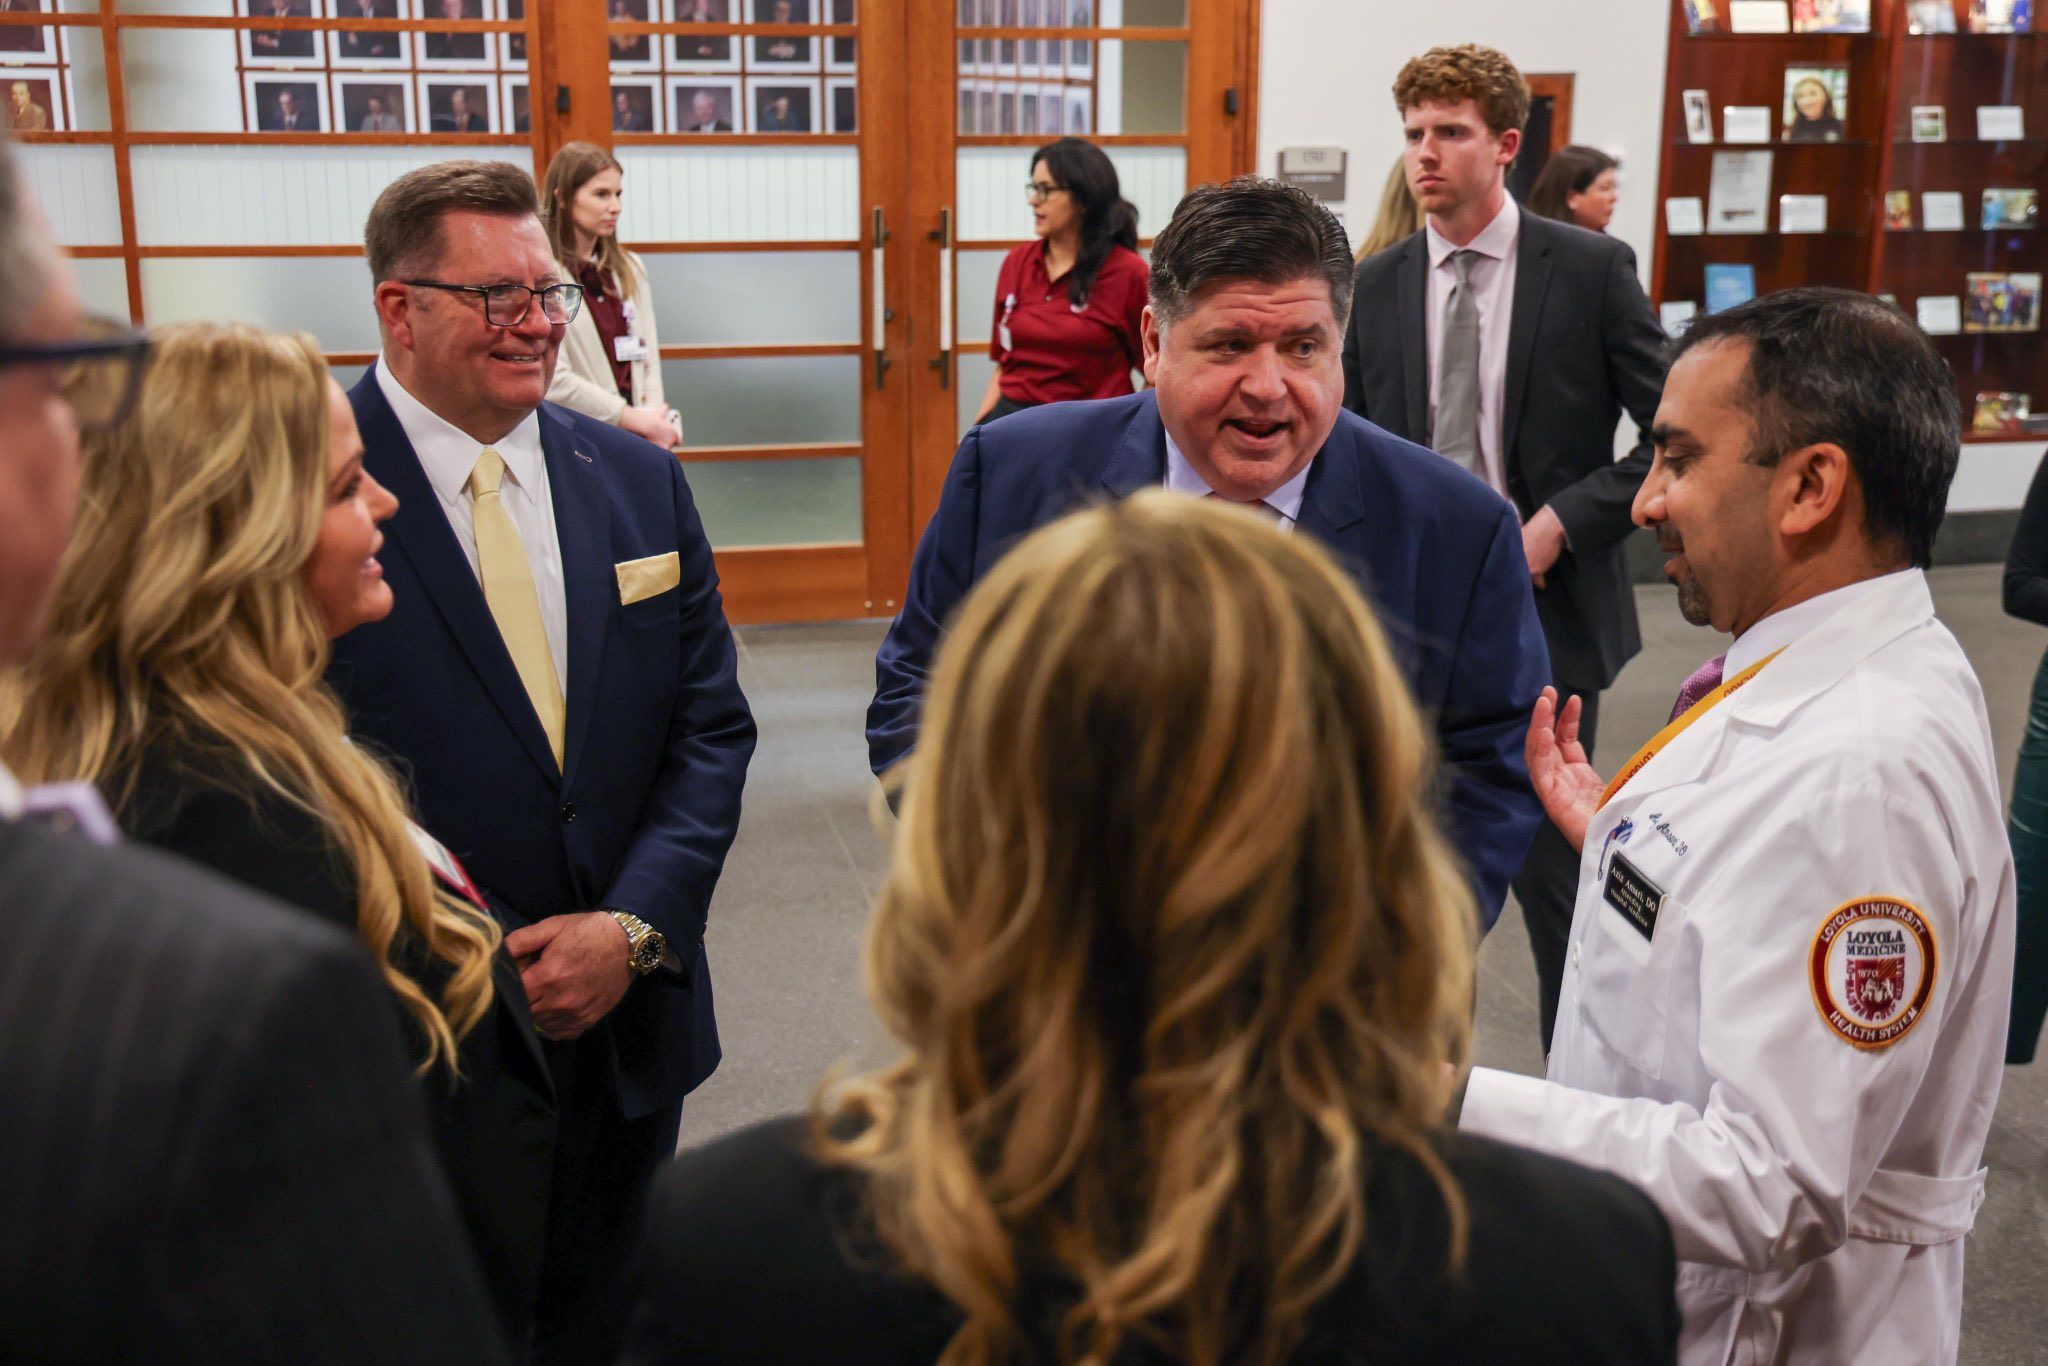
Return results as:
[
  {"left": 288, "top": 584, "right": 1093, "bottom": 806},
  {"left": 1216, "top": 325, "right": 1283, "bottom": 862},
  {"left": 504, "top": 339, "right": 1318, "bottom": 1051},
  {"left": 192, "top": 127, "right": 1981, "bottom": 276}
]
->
[
  {"left": 1782, "top": 64, "right": 1848, "bottom": 143},
  {"left": 607, "top": 0, "right": 659, "bottom": 70},
  {"left": 334, "top": 72, "right": 412, "bottom": 131},
  {"left": 610, "top": 79, "right": 660, "bottom": 131},
  {"left": 331, "top": 0, "right": 408, "bottom": 67},
  {"left": 419, "top": 0, "right": 494, "bottom": 69},
  {"left": 419, "top": 74, "right": 495, "bottom": 131},
  {"left": 747, "top": 75, "right": 819, "bottom": 131},
  {"left": 245, "top": 72, "right": 327, "bottom": 131},
  {"left": 0, "top": 1, "right": 55, "bottom": 65},
  {"left": 826, "top": 74, "right": 857, "bottom": 131},
  {"left": 826, "top": 0, "right": 856, "bottom": 71},
  {"left": 501, "top": 75, "right": 531, "bottom": 132},
  {"left": 2, "top": 64, "right": 61, "bottom": 131},
  {"left": 244, "top": 0, "right": 326, "bottom": 69},
  {"left": 671, "top": 0, "right": 738, "bottom": 69},
  {"left": 750, "top": 0, "right": 816, "bottom": 70},
  {"left": 501, "top": 0, "right": 527, "bottom": 69},
  {"left": 670, "top": 74, "right": 740, "bottom": 130}
]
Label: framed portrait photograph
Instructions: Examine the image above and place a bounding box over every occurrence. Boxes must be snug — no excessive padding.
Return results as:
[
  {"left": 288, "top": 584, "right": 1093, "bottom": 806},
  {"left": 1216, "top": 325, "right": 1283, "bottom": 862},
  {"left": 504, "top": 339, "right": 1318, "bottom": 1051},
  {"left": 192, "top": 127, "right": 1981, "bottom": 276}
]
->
[
  {"left": 669, "top": 74, "right": 739, "bottom": 131},
  {"left": 501, "top": 0, "right": 527, "bottom": 69},
  {"left": 996, "top": 85, "right": 1015, "bottom": 133},
  {"left": 0, "top": 0, "right": 56, "bottom": 64},
  {"left": 334, "top": 73, "right": 412, "bottom": 131},
  {"left": 957, "top": 79, "right": 974, "bottom": 133},
  {"left": 243, "top": 0, "right": 326, "bottom": 69},
  {"left": 1040, "top": 79, "right": 1064, "bottom": 132},
  {"left": 606, "top": 0, "right": 659, "bottom": 70},
  {"left": 749, "top": 0, "right": 815, "bottom": 69},
  {"left": 670, "top": 0, "right": 738, "bottom": 69},
  {"left": 1, "top": 65, "right": 61, "bottom": 131},
  {"left": 746, "top": 76, "right": 818, "bottom": 132},
  {"left": 1065, "top": 85, "right": 1089, "bottom": 132},
  {"left": 1782, "top": 63, "right": 1848, "bottom": 143},
  {"left": 419, "top": 0, "right": 495, "bottom": 70},
  {"left": 1985, "top": 187, "right": 2040, "bottom": 229},
  {"left": 610, "top": 78, "right": 660, "bottom": 132},
  {"left": 1964, "top": 271, "right": 2042, "bottom": 333},
  {"left": 826, "top": 0, "right": 856, "bottom": 71},
  {"left": 1068, "top": 0, "right": 1092, "bottom": 72},
  {"left": 419, "top": 75, "right": 495, "bottom": 131},
  {"left": 331, "top": 0, "right": 408, "bottom": 66},
  {"left": 501, "top": 75, "right": 531, "bottom": 132},
  {"left": 1791, "top": 0, "right": 1870, "bottom": 32},
  {"left": 826, "top": 73, "right": 856, "bottom": 132},
  {"left": 245, "top": 72, "right": 327, "bottom": 132},
  {"left": 1683, "top": 88, "right": 1714, "bottom": 143}
]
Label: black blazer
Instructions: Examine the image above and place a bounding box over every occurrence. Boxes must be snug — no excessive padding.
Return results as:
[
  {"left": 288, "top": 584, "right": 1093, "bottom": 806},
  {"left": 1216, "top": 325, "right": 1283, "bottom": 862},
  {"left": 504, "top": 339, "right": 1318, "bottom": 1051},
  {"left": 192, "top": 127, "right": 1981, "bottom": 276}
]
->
[
  {"left": 1342, "top": 212, "right": 1669, "bottom": 692},
  {"left": 115, "top": 743, "right": 558, "bottom": 1356},
  {"left": 0, "top": 815, "right": 509, "bottom": 1363},
  {"left": 620, "top": 1115, "right": 1679, "bottom": 1363}
]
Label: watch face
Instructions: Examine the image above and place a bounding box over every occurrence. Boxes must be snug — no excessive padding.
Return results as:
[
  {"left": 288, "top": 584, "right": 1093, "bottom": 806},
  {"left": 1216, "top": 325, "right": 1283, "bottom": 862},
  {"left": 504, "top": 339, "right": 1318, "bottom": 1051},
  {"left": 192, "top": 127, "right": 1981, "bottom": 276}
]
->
[{"left": 633, "top": 932, "right": 667, "bottom": 973}]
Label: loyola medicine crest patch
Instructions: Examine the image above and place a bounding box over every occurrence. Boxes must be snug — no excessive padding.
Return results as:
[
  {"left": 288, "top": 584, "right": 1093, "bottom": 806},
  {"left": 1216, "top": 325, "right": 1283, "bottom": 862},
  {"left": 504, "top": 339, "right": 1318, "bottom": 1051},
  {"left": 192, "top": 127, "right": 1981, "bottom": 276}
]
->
[{"left": 1808, "top": 897, "right": 1938, "bottom": 1050}]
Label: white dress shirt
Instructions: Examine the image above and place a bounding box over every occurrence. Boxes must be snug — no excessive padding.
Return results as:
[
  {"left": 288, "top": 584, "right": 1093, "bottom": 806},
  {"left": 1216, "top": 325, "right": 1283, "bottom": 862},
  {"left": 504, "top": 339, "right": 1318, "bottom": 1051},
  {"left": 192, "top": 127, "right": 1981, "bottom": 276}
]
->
[
  {"left": 1424, "top": 195, "right": 1520, "bottom": 499},
  {"left": 375, "top": 360, "right": 570, "bottom": 690},
  {"left": 1161, "top": 424, "right": 1310, "bottom": 531},
  {"left": 1722, "top": 570, "right": 1906, "bottom": 677}
]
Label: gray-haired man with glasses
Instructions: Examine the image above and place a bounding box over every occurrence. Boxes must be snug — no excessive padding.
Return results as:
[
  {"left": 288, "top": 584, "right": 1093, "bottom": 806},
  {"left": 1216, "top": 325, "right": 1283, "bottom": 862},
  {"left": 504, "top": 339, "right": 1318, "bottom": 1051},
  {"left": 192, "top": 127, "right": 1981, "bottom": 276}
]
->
[{"left": 332, "top": 158, "right": 754, "bottom": 1365}]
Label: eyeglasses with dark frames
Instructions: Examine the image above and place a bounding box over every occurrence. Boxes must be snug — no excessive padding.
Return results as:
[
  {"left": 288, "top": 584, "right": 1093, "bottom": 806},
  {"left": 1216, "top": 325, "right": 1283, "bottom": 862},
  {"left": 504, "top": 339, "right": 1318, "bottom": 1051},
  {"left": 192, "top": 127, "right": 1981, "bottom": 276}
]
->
[
  {"left": 1023, "top": 181, "right": 1067, "bottom": 203},
  {"left": 402, "top": 279, "right": 585, "bottom": 327},
  {"left": 0, "top": 327, "right": 154, "bottom": 433}
]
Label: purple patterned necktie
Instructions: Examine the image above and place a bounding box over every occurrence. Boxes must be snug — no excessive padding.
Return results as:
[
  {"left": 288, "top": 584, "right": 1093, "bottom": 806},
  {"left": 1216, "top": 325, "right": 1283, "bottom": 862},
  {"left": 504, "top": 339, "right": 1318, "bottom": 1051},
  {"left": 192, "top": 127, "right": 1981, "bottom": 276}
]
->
[{"left": 1667, "top": 653, "right": 1728, "bottom": 724}]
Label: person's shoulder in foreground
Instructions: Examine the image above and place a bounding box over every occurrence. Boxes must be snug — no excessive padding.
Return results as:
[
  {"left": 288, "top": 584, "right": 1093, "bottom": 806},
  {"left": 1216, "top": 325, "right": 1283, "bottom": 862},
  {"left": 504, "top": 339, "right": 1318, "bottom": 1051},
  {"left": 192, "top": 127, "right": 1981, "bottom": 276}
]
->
[
  {"left": 0, "top": 821, "right": 508, "bottom": 1364},
  {"left": 618, "top": 1115, "right": 1678, "bottom": 1365}
]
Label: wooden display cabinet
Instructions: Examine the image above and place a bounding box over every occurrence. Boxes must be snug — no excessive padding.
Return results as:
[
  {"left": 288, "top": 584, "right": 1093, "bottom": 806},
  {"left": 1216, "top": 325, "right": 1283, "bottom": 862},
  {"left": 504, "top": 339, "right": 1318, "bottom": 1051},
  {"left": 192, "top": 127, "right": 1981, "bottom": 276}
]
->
[{"left": 1652, "top": 0, "right": 2048, "bottom": 440}]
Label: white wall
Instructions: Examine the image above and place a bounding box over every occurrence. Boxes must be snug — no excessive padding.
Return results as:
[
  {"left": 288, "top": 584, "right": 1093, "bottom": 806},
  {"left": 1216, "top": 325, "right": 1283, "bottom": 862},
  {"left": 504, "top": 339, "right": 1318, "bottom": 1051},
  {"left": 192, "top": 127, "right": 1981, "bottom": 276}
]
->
[{"left": 1254, "top": 0, "right": 2042, "bottom": 514}]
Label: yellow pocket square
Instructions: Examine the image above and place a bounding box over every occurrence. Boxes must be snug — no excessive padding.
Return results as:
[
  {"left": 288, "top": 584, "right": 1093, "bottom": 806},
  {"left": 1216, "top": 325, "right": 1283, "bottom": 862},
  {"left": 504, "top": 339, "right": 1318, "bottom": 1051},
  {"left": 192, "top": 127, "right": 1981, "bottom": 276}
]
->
[{"left": 615, "top": 551, "right": 681, "bottom": 605}]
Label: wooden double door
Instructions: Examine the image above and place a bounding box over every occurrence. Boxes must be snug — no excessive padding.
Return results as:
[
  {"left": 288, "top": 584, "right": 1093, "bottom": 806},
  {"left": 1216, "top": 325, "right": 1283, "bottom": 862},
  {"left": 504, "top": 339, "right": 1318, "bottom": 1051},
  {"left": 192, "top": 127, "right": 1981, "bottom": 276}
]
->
[{"left": 557, "top": 0, "right": 1262, "bottom": 622}]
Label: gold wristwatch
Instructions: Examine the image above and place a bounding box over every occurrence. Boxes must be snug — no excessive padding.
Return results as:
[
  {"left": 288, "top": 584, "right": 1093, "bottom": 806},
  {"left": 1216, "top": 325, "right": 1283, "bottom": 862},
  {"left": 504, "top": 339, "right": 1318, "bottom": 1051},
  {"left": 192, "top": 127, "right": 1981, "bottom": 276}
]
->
[{"left": 606, "top": 909, "right": 667, "bottom": 976}]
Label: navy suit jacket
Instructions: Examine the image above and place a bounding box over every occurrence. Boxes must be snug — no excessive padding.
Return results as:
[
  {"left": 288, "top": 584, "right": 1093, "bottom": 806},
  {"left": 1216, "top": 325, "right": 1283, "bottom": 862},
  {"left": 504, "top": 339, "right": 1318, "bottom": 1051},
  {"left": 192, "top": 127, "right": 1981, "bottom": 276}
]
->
[
  {"left": 867, "top": 392, "right": 1547, "bottom": 925},
  {"left": 331, "top": 369, "right": 756, "bottom": 1117}
]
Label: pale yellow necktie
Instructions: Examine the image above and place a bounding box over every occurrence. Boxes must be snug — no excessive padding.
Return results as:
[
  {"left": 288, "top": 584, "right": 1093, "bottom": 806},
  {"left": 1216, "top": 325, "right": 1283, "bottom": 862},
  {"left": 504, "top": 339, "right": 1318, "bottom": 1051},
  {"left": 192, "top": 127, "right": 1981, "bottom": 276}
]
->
[{"left": 468, "top": 448, "right": 565, "bottom": 770}]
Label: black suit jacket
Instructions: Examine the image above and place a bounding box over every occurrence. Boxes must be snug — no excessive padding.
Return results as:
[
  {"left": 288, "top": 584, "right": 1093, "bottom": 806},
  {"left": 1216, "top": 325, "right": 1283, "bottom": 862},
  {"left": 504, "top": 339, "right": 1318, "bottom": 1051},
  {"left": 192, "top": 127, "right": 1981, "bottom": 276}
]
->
[
  {"left": 1342, "top": 212, "right": 1668, "bottom": 691},
  {"left": 114, "top": 744, "right": 559, "bottom": 1353},
  {"left": 620, "top": 1116, "right": 1679, "bottom": 1363},
  {"left": 0, "top": 815, "right": 509, "bottom": 1363}
]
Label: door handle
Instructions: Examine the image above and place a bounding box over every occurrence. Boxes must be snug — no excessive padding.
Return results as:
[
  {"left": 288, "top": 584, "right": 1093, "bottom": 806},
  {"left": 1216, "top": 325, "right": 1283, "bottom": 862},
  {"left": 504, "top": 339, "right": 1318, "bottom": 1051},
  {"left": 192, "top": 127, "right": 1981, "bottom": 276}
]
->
[
  {"left": 871, "top": 206, "right": 892, "bottom": 389},
  {"left": 928, "top": 206, "right": 953, "bottom": 389}
]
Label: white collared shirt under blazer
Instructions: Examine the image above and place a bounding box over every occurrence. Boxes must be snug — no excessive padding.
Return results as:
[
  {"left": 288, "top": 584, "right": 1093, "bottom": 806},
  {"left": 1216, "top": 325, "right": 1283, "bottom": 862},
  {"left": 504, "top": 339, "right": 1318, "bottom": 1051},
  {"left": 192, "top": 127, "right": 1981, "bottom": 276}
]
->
[{"left": 1461, "top": 569, "right": 2014, "bottom": 1366}]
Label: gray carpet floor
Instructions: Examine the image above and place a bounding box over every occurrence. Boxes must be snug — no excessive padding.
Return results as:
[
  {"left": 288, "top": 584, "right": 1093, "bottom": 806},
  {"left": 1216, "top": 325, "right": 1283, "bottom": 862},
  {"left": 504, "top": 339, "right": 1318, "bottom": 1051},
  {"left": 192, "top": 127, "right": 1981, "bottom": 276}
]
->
[{"left": 685, "top": 563, "right": 2047, "bottom": 1363}]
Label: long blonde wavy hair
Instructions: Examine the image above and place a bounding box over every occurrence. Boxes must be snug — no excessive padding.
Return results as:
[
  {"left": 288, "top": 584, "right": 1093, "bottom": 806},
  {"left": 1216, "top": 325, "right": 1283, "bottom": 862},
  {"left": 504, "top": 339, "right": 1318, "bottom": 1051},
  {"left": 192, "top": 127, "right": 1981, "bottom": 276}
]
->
[
  {"left": 822, "top": 491, "right": 1478, "bottom": 1366},
  {"left": 0, "top": 322, "right": 499, "bottom": 1074}
]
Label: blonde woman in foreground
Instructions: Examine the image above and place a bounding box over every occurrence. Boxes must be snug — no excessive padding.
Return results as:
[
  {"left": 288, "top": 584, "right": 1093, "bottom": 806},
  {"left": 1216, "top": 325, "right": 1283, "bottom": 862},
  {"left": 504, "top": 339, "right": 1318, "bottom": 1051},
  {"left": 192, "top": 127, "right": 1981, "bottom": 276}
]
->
[
  {"left": 0, "top": 321, "right": 556, "bottom": 1355},
  {"left": 620, "top": 492, "right": 1679, "bottom": 1365}
]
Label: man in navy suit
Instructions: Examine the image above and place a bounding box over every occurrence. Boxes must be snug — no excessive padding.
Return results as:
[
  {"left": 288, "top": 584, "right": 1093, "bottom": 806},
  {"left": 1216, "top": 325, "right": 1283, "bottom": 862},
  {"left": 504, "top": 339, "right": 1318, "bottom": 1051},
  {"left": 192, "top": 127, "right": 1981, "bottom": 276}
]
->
[
  {"left": 870, "top": 177, "right": 1547, "bottom": 922},
  {"left": 328, "top": 160, "right": 755, "bottom": 1365}
]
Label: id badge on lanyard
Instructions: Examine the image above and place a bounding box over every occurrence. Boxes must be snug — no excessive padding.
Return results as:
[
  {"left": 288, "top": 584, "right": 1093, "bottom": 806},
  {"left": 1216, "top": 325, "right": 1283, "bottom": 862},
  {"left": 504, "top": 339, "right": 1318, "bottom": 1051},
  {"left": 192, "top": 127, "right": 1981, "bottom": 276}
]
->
[
  {"left": 408, "top": 821, "right": 487, "bottom": 910},
  {"left": 998, "top": 292, "right": 1017, "bottom": 354},
  {"left": 614, "top": 334, "right": 649, "bottom": 363}
]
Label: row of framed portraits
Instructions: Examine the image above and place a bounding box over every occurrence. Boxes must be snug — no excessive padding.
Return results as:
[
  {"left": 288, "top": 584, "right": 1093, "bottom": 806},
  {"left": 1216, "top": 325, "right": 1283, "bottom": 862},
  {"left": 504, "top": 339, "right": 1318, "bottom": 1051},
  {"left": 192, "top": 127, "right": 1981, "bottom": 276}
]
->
[
  {"left": 242, "top": 69, "right": 861, "bottom": 134},
  {"left": 956, "top": 34, "right": 1093, "bottom": 78},
  {"left": 955, "top": 0, "right": 1102, "bottom": 24},
  {"left": 236, "top": 0, "right": 857, "bottom": 75},
  {"left": 957, "top": 79, "right": 1092, "bottom": 135}
]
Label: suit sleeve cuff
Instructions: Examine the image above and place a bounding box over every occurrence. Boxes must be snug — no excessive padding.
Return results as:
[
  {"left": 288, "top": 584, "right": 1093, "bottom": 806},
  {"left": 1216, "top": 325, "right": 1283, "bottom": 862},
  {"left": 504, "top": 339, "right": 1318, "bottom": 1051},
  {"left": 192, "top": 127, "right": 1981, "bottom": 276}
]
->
[{"left": 1458, "top": 1066, "right": 1554, "bottom": 1144}]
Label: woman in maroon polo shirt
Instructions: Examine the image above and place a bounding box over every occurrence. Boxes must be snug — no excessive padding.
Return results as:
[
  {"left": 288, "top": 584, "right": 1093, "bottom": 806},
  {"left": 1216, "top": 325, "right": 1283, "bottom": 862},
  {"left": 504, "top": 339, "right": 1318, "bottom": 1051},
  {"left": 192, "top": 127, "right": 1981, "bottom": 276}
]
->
[{"left": 972, "top": 136, "right": 1148, "bottom": 424}]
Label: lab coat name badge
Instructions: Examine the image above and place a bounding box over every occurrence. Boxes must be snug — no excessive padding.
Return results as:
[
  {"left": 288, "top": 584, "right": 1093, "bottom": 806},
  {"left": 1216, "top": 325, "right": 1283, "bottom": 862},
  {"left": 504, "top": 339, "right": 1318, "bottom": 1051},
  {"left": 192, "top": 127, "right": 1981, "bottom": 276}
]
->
[
  {"left": 1602, "top": 850, "right": 1664, "bottom": 943},
  {"left": 1809, "top": 897, "right": 1938, "bottom": 1050}
]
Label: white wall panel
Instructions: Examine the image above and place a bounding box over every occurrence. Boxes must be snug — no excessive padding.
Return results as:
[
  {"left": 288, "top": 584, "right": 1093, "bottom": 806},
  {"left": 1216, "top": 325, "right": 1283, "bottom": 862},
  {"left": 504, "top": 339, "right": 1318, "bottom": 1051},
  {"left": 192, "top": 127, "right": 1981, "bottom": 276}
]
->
[
  {"left": 955, "top": 145, "right": 1184, "bottom": 242},
  {"left": 20, "top": 145, "right": 122, "bottom": 247},
  {"left": 129, "top": 146, "right": 532, "bottom": 247},
  {"left": 615, "top": 148, "right": 860, "bottom": 243}
]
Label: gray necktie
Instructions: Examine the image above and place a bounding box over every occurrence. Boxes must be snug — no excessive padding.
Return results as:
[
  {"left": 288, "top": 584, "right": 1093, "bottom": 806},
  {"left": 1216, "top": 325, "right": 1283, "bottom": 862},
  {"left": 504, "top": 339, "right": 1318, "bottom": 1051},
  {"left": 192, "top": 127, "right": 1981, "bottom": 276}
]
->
[{"left": 1434, "top": 249, "right": 1482, "bottom": 475}]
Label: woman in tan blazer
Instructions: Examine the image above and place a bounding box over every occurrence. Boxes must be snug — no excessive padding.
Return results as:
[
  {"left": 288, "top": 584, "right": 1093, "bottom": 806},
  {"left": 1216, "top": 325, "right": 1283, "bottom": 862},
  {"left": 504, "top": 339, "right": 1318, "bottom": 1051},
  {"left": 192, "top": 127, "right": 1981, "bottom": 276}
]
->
[{"left": 541, "top": 142, "right": 681, "bottom": 450}]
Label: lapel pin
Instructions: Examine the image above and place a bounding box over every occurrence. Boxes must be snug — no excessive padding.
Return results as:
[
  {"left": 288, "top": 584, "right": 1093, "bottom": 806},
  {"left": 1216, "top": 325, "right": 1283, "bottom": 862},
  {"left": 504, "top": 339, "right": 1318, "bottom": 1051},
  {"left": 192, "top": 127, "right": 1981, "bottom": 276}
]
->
[{"left": 576, "top": 447, "right": 593, "bottom": 464}]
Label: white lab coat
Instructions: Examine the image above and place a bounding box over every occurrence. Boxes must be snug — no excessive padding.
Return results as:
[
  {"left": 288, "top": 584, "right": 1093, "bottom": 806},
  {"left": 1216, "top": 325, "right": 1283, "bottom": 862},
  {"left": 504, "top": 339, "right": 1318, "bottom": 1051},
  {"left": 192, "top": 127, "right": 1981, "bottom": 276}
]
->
[{"left": 1462, "top": 569, "right": 2014, "bottom": 1365}]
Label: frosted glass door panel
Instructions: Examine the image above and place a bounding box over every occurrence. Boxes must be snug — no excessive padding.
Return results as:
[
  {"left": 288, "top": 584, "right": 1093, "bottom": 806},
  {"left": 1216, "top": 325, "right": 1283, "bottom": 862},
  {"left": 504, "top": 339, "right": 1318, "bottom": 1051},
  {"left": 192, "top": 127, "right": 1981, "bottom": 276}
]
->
[
  {"left": 683, "top": 458, "right": 863, "bottom": 548},
  {"left": 616, "top": 147, "right": 861, "bottom": 243},
  {"left": 71, "top": 258, "right": 131, "bottom": 322},
  {"left": 130, "top": 146, "right": 530, "bottom": 246},
  {"left": 955, "top": 248, "right": 1004, "bottom": 344},
  {"left": 956, "top": 145, "right": 1184, "bottom": 241},
  {"left": 20, "top": 146, "right": 121, "bottom": 246},
  {"left": 117, "top": 25, "right": 243, "bottom": 132},
  {"left": 643, "top": 250, "right": 861, "bottom": 345},
  {"left": 140, "top": 257, "right": 382, "bottom": 352},
  {"left": 663, "top": 355, "right": 861, "bottom": 446},
  {"left": 1094, "top": 41, "right": 1183, "bottom": 135},
  {"left": 956, "top": 350, "right": 994, "bottom": 439}
]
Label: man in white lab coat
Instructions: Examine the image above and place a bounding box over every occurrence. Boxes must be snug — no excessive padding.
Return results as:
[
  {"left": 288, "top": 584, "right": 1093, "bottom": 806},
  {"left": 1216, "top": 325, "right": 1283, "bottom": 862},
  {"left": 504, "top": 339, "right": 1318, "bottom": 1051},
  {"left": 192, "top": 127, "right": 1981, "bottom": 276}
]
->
[{"left": 1460, "top": 287, "right": 2014, "bottom": 1365}]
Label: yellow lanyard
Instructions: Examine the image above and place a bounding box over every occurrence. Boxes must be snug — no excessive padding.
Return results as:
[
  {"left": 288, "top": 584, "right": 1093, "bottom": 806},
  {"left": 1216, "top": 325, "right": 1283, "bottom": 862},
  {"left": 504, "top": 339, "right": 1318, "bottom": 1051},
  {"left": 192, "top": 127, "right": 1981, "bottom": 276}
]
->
[{"left": 1595, "top": 649, "right": 1783, "bottom": 812}]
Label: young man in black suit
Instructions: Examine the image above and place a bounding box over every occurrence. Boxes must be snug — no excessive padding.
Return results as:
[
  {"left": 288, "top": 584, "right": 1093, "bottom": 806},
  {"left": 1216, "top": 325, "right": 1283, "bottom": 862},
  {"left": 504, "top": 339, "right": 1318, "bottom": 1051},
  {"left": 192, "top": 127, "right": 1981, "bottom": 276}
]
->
[
  {"left": 1341, "top": 44, "right": 1667, "bottom": 1051},
  {"left": 0, "top": 135, "right": 507, "bottom": 1365}
]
